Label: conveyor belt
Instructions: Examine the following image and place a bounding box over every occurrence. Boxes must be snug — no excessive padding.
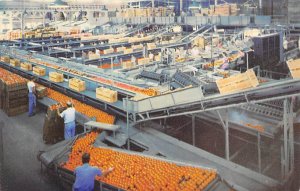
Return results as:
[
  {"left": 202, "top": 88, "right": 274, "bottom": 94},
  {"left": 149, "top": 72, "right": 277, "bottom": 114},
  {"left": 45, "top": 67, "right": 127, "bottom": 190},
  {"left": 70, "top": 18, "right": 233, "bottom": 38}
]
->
[{"left": 126, "top": 79, "right": 300, "bottom": 122}]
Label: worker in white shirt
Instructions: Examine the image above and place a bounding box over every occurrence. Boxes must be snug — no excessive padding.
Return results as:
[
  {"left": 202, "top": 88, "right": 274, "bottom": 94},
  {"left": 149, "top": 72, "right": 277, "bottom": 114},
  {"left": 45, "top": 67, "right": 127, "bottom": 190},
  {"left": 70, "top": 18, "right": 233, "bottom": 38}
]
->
[
  {"left": 27, "top": 78, "right": 36, "bottom": 117},
  {"left": 191, "top": 46, "right": 200, "bottom": 57},
  {"left": 149, "top": 52, "right": 154, "bottom": 61},
  {"left": 57, "top": 101, "right": 76, "bottom": 140},
  {"left": 131, "top": 55, "right": 136, "bottom": 66}
]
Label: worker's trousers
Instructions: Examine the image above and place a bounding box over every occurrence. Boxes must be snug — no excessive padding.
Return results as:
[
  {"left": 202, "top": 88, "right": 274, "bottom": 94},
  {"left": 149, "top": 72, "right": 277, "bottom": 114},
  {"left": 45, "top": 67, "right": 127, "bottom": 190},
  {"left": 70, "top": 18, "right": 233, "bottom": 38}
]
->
[
  {"left": 28, "top": 92, "right": 36, "bottom": 116},
  {"left": 64, "top": 121, "right": 76, "bottom": 140}
]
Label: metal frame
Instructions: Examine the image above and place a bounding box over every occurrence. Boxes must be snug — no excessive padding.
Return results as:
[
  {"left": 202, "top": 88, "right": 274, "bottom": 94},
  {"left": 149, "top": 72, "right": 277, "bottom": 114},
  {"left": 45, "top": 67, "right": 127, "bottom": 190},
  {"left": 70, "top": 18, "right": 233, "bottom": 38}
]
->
[{"left": 282, "top": 98, "right": 294, "bottom": 180}]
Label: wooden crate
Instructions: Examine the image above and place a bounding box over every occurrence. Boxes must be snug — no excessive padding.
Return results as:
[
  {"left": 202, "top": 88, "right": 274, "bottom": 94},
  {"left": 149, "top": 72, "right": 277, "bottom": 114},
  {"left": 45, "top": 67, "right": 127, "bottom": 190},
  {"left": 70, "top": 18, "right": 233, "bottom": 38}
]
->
[
  {"left": 88, "top": 53, "right": 100, "bottom": 60},
  {"left": 33, "top": 66, "right": 46, "bottom": 76},
  {"left": 103, "top": 48, "right": 114, "bottom": 55},
  {"left": 3, "top": 56, "right": 10, "bottom": 63},
  {"left": 116, "top": 47, "right": 126, "bottom": 53},
  {"left": 4, "top": 105, "right": 28, "bottom": 117},
  {"left": 21, "top": 63, "right": 33, "bottom": 71},
  {"left": 122, "top": 61, "right": 133, "bottom": 69},
  {"left": 138, "top": 58, "right": 151, "bottom": 65},
  {"left": 287, "top": 58, "right": 300, "bottom": 79},
  {"left": 147, "top": 43, "right": 156, "bottom": 50},
  {"left": 132, "top": 44, "right": 143, "bottom": 50},
  {"left": 124, "top": 48, "right": 133, "bottom": 54},
  {"left": 49, "top": 72, "right": 64, "bottom": 83},
  {"left": 69, "top": 78, "right": 86, "bottom": 92},
  {"left": 96, "top": 87, "right": 118, "bottom": 103},
  {"left": 36, "top": 85, "right": 47, "bottom": 98},
  {"left": 10, "top": 59, "right": 20, "bottom": 67}
]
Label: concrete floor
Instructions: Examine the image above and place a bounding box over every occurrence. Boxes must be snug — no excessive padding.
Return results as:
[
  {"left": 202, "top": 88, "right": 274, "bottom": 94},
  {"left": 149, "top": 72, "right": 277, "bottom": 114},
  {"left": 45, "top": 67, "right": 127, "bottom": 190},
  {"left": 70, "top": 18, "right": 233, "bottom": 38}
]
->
[{"left": 0, "top": 110, "right": 60, "bottom": 191}]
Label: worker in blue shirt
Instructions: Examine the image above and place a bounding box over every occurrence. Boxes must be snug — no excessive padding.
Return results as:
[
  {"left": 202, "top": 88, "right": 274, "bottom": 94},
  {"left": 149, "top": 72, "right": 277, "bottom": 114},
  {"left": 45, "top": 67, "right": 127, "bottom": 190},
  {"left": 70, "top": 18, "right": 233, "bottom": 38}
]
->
[
  {"left": 73, "top": 153, "right": 114, "bottom": 191},
  {"left": 57, "top": 101, "right": 76, "bottom": 139}
]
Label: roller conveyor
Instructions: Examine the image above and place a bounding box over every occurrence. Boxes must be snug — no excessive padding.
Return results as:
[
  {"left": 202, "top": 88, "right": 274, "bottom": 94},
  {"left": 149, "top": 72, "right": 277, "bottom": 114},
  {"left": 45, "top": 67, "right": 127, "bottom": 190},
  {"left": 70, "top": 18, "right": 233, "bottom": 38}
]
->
[{"left": 126, "top": 79, "right": 300, "bottom": 123}]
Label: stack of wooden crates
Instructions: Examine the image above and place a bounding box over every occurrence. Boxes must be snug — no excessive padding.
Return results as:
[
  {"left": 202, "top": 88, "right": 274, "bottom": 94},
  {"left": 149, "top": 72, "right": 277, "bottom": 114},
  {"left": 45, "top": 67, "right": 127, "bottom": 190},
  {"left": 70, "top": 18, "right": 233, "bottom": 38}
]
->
[
  {"left": 0, "top": 69, "right": 28, "bottom": 116},
  {"left": 43, "top": 105, "right": 65, "bottom": 144}
]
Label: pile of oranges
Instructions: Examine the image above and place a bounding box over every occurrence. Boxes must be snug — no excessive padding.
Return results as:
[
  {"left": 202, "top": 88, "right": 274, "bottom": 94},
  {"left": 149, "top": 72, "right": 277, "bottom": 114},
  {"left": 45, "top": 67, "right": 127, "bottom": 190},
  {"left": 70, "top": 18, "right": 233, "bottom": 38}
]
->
[
  {"left": 244, "top": 123, "right": 265, "bottom": 132},
  {"left": 47, "top": 89, "right": 115, "bottom": 124},
  {"left": 63, "top": 132, "right": 217, "bottom": 191},
  {"left": 0, "top": 68, "right": 27, "bottom": 86},
  {"left": 98, "top": 63, "right": 122, "bottom": 69}
]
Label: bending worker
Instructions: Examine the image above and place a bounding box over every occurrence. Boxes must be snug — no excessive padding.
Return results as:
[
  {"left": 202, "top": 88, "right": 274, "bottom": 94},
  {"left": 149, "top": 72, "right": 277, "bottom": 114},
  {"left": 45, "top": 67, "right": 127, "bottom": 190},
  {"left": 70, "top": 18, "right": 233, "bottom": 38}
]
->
[
  {"left": 27, "top": 78, "right": 36, "bottom": 117},
  {"left": 73, "top": 153, "right": 114, "bottom": 191},
  {"left": 57, "top": 101, "right": 76, "bottom": 139}
]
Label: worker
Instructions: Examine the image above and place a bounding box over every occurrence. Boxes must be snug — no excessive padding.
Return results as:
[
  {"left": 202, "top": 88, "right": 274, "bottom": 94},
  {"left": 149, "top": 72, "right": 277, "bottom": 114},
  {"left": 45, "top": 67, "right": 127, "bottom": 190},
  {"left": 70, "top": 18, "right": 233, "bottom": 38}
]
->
[
  {"left": 131, "top": 55, "right": 136, "bottom": 66},
  {"left": 73, "top": 153, "right": 114, "bottom": 191},
  {"left": 149, "top": 52, "right": 154, "bottom": 61},
  {"left": 191, "top": 46, "right": 200, "bottom": 57},
  {"left": 27, "top": 78, "right": 36, "bottom": 117},
  {"left": 57, "top": 101, "right": 76, "bottom": 140}
]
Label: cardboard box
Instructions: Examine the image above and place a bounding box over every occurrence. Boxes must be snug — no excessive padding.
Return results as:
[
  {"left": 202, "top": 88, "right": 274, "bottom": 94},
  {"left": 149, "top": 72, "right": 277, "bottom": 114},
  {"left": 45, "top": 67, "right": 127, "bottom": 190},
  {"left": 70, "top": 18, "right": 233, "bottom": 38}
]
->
[
  {"left": 69, "top": 78, "right": 86, "bottom": 92},
  {"left": 33, "top": 66, "right": 46, "bottom": 76},
  {"left": 49, "top": 72, "right": 64, "bottom": 83},
  {"left": 96, "top": 87, "right": 118, "bottom": 103}
]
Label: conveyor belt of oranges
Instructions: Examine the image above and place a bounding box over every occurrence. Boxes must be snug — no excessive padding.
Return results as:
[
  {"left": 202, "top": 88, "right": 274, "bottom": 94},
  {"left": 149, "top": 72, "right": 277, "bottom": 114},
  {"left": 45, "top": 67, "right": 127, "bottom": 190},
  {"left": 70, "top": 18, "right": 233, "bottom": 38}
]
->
[
  {"left": 0, "top": 68, "right": 27, "bottom": 86},
  {"left": 63, "top": 131, "right": 217, "bottom": 191},
  {"left": 47, "top": 89, "right": 115, "bottom": 124},
  {"left": 27, "top": 58, "right": 157, "bottom": 96}
]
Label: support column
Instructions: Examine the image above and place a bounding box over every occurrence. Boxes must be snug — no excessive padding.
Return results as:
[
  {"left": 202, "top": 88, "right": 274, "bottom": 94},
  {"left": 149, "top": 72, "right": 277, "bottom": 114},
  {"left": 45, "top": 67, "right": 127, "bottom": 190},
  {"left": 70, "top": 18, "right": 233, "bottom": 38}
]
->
[
  {"left": 126, "top": 97, "right": 130, "bottom": 150},
  {"left": 225, "top": 120, "right": 229, "bottom": 160},
  {"left": 282, "top": 98, "right": 294, "bottom": 180},
  {"left": 257, "top": 132, "right": 262, "bottom": 173},
  {"left": 192, "top": 115, "right": 195, "bottom": 146},
  {"left": 217, "top": 109, "right": 229, "bottom": 160}
]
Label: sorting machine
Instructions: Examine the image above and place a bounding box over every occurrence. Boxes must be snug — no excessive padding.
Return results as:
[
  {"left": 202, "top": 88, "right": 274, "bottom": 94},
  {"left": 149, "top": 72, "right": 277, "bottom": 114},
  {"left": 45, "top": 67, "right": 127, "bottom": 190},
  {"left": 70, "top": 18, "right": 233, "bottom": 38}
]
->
[{"left": 1, "top": 27, "right": 300, "bottom": 190}]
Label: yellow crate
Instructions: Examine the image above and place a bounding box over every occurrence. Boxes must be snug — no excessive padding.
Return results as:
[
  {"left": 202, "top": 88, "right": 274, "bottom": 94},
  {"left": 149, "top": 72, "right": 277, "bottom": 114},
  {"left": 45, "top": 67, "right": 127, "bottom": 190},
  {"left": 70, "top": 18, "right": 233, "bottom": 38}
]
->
[
  {"left": 10, "top": 59, "right": 20, "bottom": 67},
  {"left": 138, "top": 58, "right": 151, "bottom": 65},
  {"left": 3, "top": 56, "right": 10, "bottom": 63},
  {"left": 103, "top": 48, "right": 114, "bottom": 55},
  {"left": 96, "top": 87, "right": 118, "bottom": 103},
  {"left": 21, "top": 63, "right": 32, "bottom": 71},
  {"left": 33, "top": 66, "right": 46, "bottom": 76},
  {"left": 49, "top": 72, "right": 64, "bottom": 83},
  {"left": 69, "top": 78, "right": 86, "bottom": 92},
  {"left": 132, "top": 44, "right": 143, "bottom": 50},
  {"left": 122, "top": 61, "right": 133, "bottom": 69},
  {"left": 147, "top": 43, "right": 156, "bottom": 50},
  {"left": 124, "top": 48, "right": 133, "bottom": 54}
]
